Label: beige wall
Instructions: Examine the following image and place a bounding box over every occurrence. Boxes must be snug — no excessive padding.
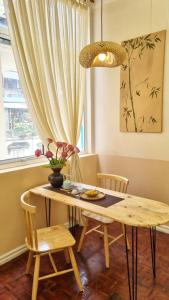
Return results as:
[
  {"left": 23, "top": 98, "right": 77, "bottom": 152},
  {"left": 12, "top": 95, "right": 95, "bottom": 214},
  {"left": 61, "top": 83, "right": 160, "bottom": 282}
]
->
[
  {"left": 99, "top": 155, "right": 169, "bottom": 203},
  {"left": 0, "top": 154, "right": 98, "bottom": 256},
  {"left": 92, "top": 0, "right": 169, "bottom": 201}
]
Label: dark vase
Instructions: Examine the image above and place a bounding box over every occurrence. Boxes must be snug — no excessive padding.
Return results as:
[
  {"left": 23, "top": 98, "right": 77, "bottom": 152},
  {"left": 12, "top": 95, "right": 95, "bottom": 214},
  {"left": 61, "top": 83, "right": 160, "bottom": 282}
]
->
[{"left": 48, "top": 168, "right": 64, "bottom": 188}]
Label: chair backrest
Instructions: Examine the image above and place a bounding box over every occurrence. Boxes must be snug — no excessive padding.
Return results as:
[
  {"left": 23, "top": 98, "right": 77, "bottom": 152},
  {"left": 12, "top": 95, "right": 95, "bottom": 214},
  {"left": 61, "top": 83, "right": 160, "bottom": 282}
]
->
[
  {"left": 20, "top": 191, "right": 38, "bottom": 250},
  {"left": 97, "top": 173, "right": 129, "bottom": 193}
]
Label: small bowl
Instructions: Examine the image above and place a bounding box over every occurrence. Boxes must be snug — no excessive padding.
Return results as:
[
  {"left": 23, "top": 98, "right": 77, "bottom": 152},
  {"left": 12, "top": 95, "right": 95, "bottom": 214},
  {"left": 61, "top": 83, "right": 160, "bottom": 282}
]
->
[{"left": 85, "top": 190, "right": 99, "bottom": 198}]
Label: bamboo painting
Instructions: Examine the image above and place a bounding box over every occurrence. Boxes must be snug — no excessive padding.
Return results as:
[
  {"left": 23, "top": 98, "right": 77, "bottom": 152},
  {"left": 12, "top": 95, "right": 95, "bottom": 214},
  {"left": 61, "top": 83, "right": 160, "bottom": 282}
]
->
[{"left": 120, "top": 30, "right": 166, "bottom": 133}]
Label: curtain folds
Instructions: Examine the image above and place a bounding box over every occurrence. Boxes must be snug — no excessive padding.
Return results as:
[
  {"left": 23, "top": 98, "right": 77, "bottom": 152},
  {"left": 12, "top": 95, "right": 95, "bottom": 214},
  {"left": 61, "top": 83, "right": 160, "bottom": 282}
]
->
[{"left": 4, "top": 0, "right": 88, "bottom": 181}]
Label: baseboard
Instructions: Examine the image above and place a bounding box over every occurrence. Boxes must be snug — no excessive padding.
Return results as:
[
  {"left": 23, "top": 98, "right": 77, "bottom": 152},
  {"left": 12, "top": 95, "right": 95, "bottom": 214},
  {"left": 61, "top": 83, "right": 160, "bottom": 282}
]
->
[
  {"left": 157, "top": 225, "right": 169, "bottom": 234},
  {"left": 0, "top": 244, "right": 27, "bottom": 266},
  {"left": 0, "top": 224, "right": 168, "bottom": 266}
]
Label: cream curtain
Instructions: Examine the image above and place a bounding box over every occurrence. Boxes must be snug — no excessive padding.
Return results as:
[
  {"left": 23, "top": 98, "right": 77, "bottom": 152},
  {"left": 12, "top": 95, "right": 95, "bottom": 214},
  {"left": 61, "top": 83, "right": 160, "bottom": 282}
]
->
[{"left": 4, "top": 0, "right": 88, "bottom": 181}]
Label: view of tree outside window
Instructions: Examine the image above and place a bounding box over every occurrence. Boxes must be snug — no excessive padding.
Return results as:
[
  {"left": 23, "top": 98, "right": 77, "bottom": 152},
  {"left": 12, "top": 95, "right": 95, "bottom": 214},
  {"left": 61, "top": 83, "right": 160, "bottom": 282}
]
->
[{"left": 0, "top": 1, "right": 85, "bottom": 163}]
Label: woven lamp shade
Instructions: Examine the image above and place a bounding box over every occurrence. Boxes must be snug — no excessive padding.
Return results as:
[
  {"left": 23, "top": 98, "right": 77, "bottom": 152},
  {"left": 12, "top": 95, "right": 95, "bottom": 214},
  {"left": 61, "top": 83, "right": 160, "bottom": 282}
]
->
[{"left": 79, "top": 41, "right": 126, "bottom": 68}]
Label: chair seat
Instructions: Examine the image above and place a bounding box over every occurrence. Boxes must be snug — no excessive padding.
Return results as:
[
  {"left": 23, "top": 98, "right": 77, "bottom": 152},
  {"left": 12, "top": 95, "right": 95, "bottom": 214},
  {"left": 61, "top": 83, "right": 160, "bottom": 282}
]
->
[
  {"left": 27, "top": 225, "right": 75, "bottom": 252},
  {"left": 82, "top": 210, "right": 113, "bottom": 224}
]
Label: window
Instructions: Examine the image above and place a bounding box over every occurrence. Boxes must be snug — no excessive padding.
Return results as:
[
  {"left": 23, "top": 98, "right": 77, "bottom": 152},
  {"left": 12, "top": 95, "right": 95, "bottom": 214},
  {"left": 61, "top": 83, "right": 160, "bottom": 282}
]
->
[
  {"left": 0, "top": 42, "right": 42, "bottom": 162},
  {"left": 0, "top": 1, "right": 85, "bottom": 166}
]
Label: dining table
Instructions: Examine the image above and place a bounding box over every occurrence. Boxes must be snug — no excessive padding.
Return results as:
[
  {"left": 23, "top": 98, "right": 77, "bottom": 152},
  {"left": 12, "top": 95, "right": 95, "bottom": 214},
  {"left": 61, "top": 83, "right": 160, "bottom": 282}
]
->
[{"left": 29, "top": 182, "right": 169, "bottom": 300}]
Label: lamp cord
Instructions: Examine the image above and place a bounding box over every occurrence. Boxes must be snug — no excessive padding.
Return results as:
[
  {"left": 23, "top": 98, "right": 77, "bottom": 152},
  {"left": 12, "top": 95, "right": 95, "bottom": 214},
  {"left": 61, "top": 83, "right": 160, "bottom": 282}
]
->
[{"left": 101, "top": 0, "right": 103, "bottom": 41}]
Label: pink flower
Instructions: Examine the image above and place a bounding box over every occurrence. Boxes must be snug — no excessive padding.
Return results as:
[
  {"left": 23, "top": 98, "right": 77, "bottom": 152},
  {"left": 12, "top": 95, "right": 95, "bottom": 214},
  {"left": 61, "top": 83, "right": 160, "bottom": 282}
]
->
[
  {"left": 67, "top": 144, "right": 74, "bottom": 151},
  {"left": 45, "top": 150, "right": 53, "bottom": 158},
  {"left": 47, "top": 138, "right": 53, "bottom": 144},
  {"left": 35, "top": 141, "right": 78, "bottom": 168},
  {"left": 35, "top": 149, "right": 42, "bottom": 157},
  {"left": 55, "top": 141, "right": 63, "bottom": 148},
  {"left": 61, "top": 151, "right": 68, "bottom": 159},
  {"left": 75, "top": 146, "right": 80, "bottom": 153}
]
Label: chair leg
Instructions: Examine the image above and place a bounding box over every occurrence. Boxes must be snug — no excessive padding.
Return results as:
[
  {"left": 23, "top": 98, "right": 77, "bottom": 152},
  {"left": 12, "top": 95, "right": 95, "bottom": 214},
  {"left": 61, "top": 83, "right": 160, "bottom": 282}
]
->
[
  {"left": 68, "top": 247, "right": 83, "bottom": 292},
  {"left": 103, "top": 225, "right": 110, "bottom": 269},
  {"left": 26, "top": 250, "right": 34, "bottom": 274},
  {"left": 77, "top": 218, "right": 88, "bottom": 252},
  {"left": 122, "top": 224, "right": 130, "bottom": 250},
  {"left": 64, "top": 249, "right": 70, "bottom": 264},
  {"left": 32, "top": 255, "right": 40, "bottom": 300}
]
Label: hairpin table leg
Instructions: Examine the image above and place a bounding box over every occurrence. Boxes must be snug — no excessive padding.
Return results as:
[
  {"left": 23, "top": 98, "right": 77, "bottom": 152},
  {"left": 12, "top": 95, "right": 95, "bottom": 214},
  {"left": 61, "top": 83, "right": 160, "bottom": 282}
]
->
[
  {"left": 124, "top": 225, "right": 132, "bottom": 300},
  {"left": 124, "top": 225, "right": 138, "bottom": 300},
  {"left": 67, "top": 206, "right": 76, "bottom": 236},
  {"left": 150, "top": 226, "right": 156, "bottom": 278},
  {"left": 72, "top": 206, "right": 77, "bottom": 236}
]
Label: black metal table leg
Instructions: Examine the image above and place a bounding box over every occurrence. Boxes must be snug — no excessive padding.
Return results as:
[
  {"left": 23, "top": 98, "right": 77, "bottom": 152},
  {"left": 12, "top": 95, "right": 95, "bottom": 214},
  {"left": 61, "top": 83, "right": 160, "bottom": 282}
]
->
[
  {"left": 124, "top": 226, "right": 138, "bottom": 300},
  {"left": 150, "top": 226, "right": 156, "bottom": 278},
  {"left": 72, "top": 206, "right": 77, "bottom": 236},
  {"left": 135, "top": 228, "right": 138, "bottom": 300},
  {"left": 67, "top": 206, "right": 77, "bottom": 236},
  {"left": 124, "top": 225, "right": 132, "bottom": 300}
]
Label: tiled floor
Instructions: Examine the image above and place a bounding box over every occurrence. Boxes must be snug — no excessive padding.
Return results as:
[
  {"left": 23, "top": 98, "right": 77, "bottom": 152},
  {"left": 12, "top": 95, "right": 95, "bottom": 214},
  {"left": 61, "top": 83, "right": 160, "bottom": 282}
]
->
[{"left": 0, "top": 223, "right": 169, "bottom": 299}]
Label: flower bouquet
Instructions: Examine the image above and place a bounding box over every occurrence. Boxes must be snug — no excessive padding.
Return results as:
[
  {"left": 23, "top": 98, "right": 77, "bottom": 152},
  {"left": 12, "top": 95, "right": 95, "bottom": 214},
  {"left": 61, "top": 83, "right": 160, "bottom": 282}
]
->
[{"left": 35, "top": 138, "right": 80, "bottom": 188}]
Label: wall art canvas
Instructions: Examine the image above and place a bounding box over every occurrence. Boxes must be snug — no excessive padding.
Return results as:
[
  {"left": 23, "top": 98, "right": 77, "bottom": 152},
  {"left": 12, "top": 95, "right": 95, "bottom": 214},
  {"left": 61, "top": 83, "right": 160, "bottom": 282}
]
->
[{"left": 120, "top": 30, "right": 166, "bottom": 133}]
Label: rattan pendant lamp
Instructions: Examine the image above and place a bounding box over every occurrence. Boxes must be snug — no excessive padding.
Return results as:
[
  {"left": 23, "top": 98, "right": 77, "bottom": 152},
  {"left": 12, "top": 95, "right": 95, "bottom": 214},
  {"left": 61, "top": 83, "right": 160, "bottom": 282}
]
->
[{"left": 79, "top": 0, "right": 126, "bottom": 68}]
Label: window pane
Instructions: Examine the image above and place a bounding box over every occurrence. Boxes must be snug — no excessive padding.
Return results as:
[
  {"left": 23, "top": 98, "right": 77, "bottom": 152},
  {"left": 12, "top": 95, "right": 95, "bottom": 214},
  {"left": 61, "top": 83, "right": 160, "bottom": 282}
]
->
[
  {"left": 0, "top": 43, "right": 41, "bottom": 161},
  {"left": 0, "top": 0, "right": 7, "bottom": 27}
]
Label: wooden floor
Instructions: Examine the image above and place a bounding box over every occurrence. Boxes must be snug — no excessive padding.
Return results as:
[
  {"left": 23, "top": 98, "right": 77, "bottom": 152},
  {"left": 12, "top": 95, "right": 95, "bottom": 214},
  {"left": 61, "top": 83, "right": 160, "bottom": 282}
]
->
[{"left": 1, "top": 223, "right": 169, "bottom": 300}]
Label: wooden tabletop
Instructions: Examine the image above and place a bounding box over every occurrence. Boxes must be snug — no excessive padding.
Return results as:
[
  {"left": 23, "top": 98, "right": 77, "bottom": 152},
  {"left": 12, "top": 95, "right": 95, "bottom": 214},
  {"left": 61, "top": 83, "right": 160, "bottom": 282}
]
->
[{"left": 30, "top": 183, "right": 169, "bottom": 228}]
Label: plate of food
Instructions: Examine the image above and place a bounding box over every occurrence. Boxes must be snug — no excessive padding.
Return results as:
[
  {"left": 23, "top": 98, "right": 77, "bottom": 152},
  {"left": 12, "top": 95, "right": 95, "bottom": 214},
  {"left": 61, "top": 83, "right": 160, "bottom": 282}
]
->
[{"left": 80, "top": 189, "right": 105, "bottom": 201}]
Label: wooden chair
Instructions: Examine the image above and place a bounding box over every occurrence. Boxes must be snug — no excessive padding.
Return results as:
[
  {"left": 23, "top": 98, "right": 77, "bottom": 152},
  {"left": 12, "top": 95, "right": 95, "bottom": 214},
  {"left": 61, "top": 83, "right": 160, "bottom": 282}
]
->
[
  {"left": 77, "top": 173, "right": 130, "bottom": 268},
  {"left": 21, "top": 191, "right": 83, "bottom": 300}
]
